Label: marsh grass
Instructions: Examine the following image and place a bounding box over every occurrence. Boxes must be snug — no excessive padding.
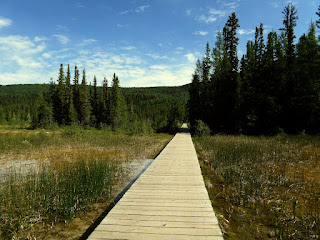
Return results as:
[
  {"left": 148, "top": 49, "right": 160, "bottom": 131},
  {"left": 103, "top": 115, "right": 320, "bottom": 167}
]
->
[
  {"left": 0, "top": 158, "right": 123, "bottom": 239},
  {"left": 0, "top": 126, "right": 172, "bottom": 239},
  {"left": 194, "top": 134, "right": 320, "bottom": 239}
]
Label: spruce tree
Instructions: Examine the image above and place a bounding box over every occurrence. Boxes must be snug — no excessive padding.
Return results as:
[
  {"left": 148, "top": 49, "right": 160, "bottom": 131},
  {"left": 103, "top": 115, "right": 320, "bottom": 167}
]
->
[
  {"left": 224, "top": 12, "right": 240, "bottom": 72},
  {"left": 32, "top": 85, "right": 53, "bottom": 129},
  {"left": 79, "top": 69, "right": 91, "bottom": 125},
  {"left": 188, "top": 72, "right": 201, "bottom": 127},
  {"left": 110, "top": 73, "right": 127, "bottom": 129},
  {"left": 102, "top": 77, "right": 110, "bottom": 124},
  {"left": 316, "top": 5, "right": 320, "bottom": 29},
  {"left": 280, "top": 3, "right": 299, "bottom": 132},
  {"left": 221, "top": 12, "right": 241, "bottom": 133},
  {"left": 210, "top": 30, "right": 227, "bottom": 132},
  {"left": 200, "top": 42, "right": 211, "bottom": 123},
  {"left": 240, "top": 40, "right": 257, "bottom": 133},
  {"left": 280, "top": 3, "right": 298, "bottom": 71},
  {"left": 53, "top": 64, "right": 65, "bottom": 125},
  {"left": 64, "top": 64, "right": 73, "bottom": 125},
  {"left": 212, "top": 30, "right": 225, "bottom": 73},
  {"left": 73, "top": 66, "right": 80, "bottom": 123},
  {"left": 296, "top": 23, "right": 320, "bottom": 133},
  {"left": 91, "top": 76, "right": 98, "bottom": 125}
]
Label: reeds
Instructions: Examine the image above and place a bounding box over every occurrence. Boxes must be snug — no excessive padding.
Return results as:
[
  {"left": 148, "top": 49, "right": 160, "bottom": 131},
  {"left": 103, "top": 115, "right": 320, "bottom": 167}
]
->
[
  {"left": 0, "top": 126, "right": 172, "bottom": 239},
  {"left": 0, "top": 158, "right": 123, "bottom": 239},
  {"left": 194, "top": 134, "right": 320, "bottom": 239}
]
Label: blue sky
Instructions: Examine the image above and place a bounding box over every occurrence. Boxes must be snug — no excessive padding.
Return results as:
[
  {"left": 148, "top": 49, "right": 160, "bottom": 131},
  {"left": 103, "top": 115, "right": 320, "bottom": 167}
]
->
[{"left": 0, "top": 0, "right": 318, "bottom": 87}]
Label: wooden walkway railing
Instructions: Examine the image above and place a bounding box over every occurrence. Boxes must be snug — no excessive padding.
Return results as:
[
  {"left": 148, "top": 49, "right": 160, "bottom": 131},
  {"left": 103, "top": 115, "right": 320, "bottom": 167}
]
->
[{"left": 88, "top": 124, "right": 223, "bottom": 240}]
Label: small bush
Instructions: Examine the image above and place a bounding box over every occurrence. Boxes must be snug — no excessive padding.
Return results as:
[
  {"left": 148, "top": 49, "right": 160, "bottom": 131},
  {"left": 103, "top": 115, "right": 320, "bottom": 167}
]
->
[{"left": 194, "top": 120, "right": 211, "bottom": 136}]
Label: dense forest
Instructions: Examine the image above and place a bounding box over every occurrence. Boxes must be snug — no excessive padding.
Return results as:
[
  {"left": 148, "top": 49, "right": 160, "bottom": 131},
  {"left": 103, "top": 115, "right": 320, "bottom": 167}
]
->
[
  {"left": 0, "top": 70, "right": 188, "bottom": 134},
  {"left": 189, "top": 4, "right": 320, "bottom": 135}
]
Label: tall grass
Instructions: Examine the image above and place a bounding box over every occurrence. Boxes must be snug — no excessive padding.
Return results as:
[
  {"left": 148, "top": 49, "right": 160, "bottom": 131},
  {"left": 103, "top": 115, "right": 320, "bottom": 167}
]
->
[
  {"left": 0, "top": 158, "right": 123, "bottom": 239},
  {"left": 194, "top": 134, "right": 320, "bottom": 239},
  {"left": 0, "top": 126, "right": 172, "bottom": 239}
]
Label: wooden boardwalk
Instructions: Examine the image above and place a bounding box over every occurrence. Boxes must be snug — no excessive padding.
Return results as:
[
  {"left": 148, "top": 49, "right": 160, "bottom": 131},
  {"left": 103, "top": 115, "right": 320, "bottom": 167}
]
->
[{"left": 88, "top": 124, "right": 223, "bottom": 240}]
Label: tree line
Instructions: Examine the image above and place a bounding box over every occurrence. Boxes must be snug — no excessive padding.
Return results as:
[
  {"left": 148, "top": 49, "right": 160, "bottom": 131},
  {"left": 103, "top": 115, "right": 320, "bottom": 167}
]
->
[
  {"left": 28, "top": 65, "right": 187, "bottom": 133},
  {"left": 189, "top": 4, "right": 320, "bottom": 135},
  {"left": 33, "top": 64, "right": 128, "bottom": 130}
]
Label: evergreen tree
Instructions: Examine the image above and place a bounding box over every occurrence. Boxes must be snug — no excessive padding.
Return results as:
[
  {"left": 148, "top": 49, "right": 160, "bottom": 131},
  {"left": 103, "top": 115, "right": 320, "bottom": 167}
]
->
[
  {"left": 296, "top": 23, "right": 320, "bottom": 133},
  {"left": 110, "top": 73, "right": 127, "bottom": 129},
  {"left": 64, "top": 64, "right": 73, "bottom": 125},
  {"left": 91, "top": 76, "right": 98, "bottom": 125},
  {"left": 224, "top": 12, "right": 240, "bottom": 72},
  {"left": 73, "top": 66, "right": 81, "bottom": 123},
  {"left": 188, "top": 72, "right": 201, "bottom": 127},
  {"left": 32, "top": 85, "right": 53, "bottom": 129},
  {"left": 280, "top": 3, "right": 298, "bottom": 71},
  {"left": 79, "top": 69, "right": 91, "bottom": 125},
  {"left": 200, "top": 42, "right": 211, "bottom": 123},
  {"left": 280, "top": 3, "right": 299, "bottom": 132},
  {"left": 210, "top": 30, "right": 228, "bottom": 132},
  {"left": 195, "top": 59, "right": 202, "bottom": 80},
  {"left": 240, "top": 40, "right": 257, "bottom": 133},
  {"left": 212, "top": 30, "right": 225, "bottom": 73},
  {"left": 53, "top": 64, "right": 65, "bottom": 125},
  {"left": 221, "top": 12, "right": 241, "bottom": 133},
  {"left": 316, "top": 5, "right": 320, "bottom": 29},
  {"left": 101, "top": 77, "right": 110, "bottom": 124}
]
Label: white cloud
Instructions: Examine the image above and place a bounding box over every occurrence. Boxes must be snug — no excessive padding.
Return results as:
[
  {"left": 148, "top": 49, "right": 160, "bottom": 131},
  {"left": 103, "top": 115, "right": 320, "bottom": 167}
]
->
[
  {"left": 125, "top": 63, "right": 195, "bottom": 87},
  {"left": 223, "top": 2, "right": 239, "bottom": 9},
  {"left": 176, "top": 47, "right": 184, "bottom": 50},
  {"left": 186, "top": 9, "right": 192, "bottom": 16},
  {"left": 121, "top": 46, "right": 136, "bottom": 50},
  {"left": 238, "top": 29, "right": 255, "bottom": 35},
  {"left": 269, "top": 0, "right": 298, "bottom": 8},
  {"left": 0, "top": 35, "right": 45, "bottom": 54},
  {"left": 135, "top": 5, "right": 150, "bottom": 13},
  {"left": 77, "top": 38, "right": 97, "bottom": 47},
  {"left": 0, "top": 35, "right": 49, "bottom": 84},
  {"left": 149, "top": 65, "right": 168, "bottom": 70},
  {"left": 194, "top": 31, "right": 209, "bottom": 36},
  {"left": 195, "top": 8, "right": 227, "bottom": 24},
  {"left": 208, "top": 8, "right": 226, "bottom": 17},
  {"left": 0, "top": 17, "right": 12, "bottom": 29},
  {"left": 196, "top": 15, "right": 217, "bottom": 24},
  {"left": 120, "top": 5, "right": 150, "bottom": 15},
  {"left": 13, "top": 56, "right": 42, "bottom": 68},
  {"left": 185, "top": 53, "right": 196, "bottom": 63},
  {"left": 145, "top": 53, "right": 168, "bottom": 60},
  {"left": 42, "top": 53, "right": 51, "bottom": 59},
  {"left": 53, "top": 35, "right": 70, "bottom": 44},
  {"left": 34, "top": 36, "right": 47, "bottom": 42}
]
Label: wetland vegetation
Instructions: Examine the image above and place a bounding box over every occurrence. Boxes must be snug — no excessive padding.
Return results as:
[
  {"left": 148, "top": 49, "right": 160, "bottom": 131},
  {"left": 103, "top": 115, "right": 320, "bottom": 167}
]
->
[
  {"left": 0, "top": 126, "right": 171, "bottom": 239},
  {"left": 195, "top": 134, "right": 320, "bottom": 239}
]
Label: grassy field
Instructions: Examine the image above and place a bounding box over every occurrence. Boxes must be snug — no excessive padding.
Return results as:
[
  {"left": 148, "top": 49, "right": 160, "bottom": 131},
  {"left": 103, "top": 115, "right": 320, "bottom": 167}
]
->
[
  {"left": 194, "top": 134, "right": 320, "bottom": 239},
  {"left": 0, "top": 125, "right": 172, "bottom": 239}
]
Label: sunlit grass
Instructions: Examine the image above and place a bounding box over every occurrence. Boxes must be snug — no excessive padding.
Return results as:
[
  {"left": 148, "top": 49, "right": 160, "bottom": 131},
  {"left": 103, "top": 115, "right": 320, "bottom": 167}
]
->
[
  {"left": 0, "top": 126, "right": 172, "bottom": 239},
  {"left": 0, "top": 158, "right": 122, "bottom": 239},
  {"left": 194, "top": 134, "right": 320, "bottom": 239}
]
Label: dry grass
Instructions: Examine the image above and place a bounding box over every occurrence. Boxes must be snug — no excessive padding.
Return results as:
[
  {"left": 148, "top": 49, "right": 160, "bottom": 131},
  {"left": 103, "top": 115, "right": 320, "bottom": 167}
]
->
[
  {"left": 194, "top": 134, "right": 320, "bottom": 239},
  {"left": 0, "top": 126, "right": 172, "bottom": 239}
]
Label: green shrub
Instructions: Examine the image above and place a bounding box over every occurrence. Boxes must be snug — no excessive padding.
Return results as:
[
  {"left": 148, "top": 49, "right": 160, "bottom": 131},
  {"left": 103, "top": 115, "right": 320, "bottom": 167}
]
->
[{"left": 194, "top": 120, "right": 211, "bottom": 136}]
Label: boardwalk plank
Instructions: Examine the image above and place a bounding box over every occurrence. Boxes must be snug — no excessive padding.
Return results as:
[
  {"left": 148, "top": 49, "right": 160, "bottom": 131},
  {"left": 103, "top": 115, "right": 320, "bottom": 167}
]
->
[{"left": 87, "top": 124, "right": 222, "bottom": 240}]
